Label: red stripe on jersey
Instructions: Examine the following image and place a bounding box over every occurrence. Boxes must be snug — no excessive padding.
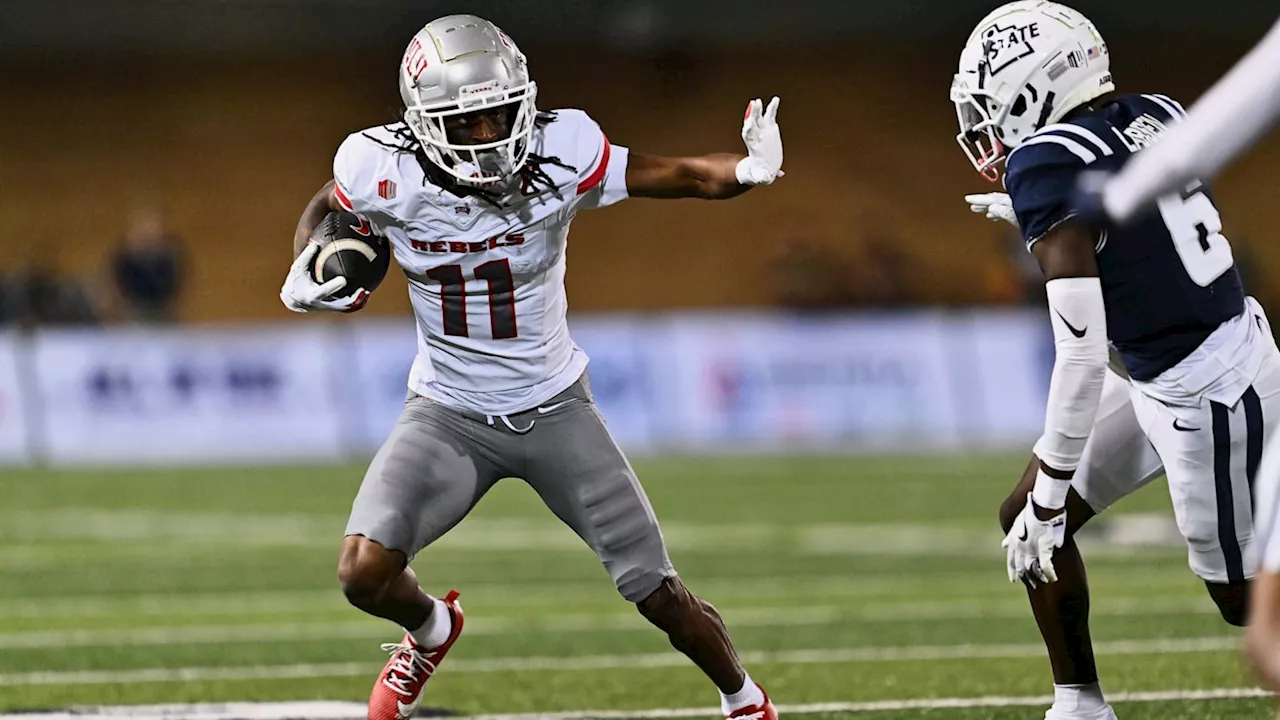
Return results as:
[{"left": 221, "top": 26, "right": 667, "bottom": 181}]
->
[
  {"left": 334, "top": 181, "right": 354, "bottom": 211},
  {"left": 576, "top": 134, "right": 611, "bottom": 195}
]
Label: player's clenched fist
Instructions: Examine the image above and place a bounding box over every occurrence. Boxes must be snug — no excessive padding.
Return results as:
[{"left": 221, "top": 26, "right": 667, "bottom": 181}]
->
[{"left": 736, "top": 97, "right": 784, "bottom": 186}]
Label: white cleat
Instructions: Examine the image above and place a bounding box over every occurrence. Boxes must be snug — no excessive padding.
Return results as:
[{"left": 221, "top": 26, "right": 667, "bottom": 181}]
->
[{"left": 1045, "top": 704, "right": 1118, "bottom": 720}]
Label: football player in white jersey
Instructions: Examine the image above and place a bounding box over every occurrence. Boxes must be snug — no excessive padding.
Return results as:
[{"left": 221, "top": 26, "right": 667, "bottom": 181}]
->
[{"left": 279, "top": 15, "right": 784, "bottom": 720}]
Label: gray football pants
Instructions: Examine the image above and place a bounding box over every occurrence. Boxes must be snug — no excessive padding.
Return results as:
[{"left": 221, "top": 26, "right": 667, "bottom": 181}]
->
[{"left": 344, "top": 374, "right": 676, "bottom": 602}]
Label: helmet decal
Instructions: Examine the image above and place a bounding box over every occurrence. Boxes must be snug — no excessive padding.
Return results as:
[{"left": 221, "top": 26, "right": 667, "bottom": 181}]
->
[{"left": 981, "top": 22, "right": 1042, "bottom": 76}]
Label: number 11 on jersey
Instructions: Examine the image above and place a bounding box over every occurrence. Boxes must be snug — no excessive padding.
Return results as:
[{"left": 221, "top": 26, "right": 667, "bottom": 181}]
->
[{"left": 426, "top": 259, "right": 518, "bottom": 339}]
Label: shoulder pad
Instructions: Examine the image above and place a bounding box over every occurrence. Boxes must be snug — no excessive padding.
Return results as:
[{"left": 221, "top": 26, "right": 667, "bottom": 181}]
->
[
  {"left": 535, "top": 110, "right": 604, "bottom": 170},
  {"left": 1134, "top": 93, "right": 1188, "bottom": 124},
  {"left": 333, "top": 126, "right": 413, "bottom": 213},
  {"left": 1008, "top": 124, "right": 1115, "bottom": 176}
]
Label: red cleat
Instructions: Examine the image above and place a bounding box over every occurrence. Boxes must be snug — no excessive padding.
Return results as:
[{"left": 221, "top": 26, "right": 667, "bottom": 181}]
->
[
  {"left": 367, "top": 590, "right": 465, "bottom": 720},
  {"left": 726, "top": 684, "right": 778, "bottom": 720}
]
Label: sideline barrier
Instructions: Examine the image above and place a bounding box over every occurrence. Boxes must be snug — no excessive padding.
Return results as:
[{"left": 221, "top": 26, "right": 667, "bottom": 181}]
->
[{"left": 0, "top": 311, "right": 1052, "bottom": 465}]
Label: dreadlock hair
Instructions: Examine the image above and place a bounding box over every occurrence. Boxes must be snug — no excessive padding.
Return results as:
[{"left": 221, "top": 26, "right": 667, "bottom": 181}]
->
[{"left": 361, "top": 111, "right": 576, "bottom": 208}]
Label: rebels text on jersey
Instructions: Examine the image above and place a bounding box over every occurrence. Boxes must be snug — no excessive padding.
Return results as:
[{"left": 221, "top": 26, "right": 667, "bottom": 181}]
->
[
  {"left": 332, "top": 110, "right": 629, "bottom": 415},
  {"left": 1005, "top": 94, "right": 1245, "bottom": 382}
]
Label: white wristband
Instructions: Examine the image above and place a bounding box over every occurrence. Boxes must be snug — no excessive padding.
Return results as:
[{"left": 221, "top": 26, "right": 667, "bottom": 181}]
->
[
  {"left": 734, "top": 157, "right": 778, "bottom": 186},
  {"left": 1031, "top": 468, "right": 1072, "bottom": 510}
]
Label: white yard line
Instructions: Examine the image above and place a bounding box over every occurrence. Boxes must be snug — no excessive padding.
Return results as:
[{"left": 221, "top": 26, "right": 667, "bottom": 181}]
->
[
  {"left": 0, "top": 607, "right": 842, "bottom": 650},
  {"left": 0, "top": 636, "right": 1240, "bottom": 687},
  {"left": 1, "top": 688, "right": 1269, "bottom": 719},
  {"left": 0, "top": 565, "right": 1206, "bottom": 621},
  {"left": 0, "top": 598, "right": 1219, "bottom": 650},
  {"left": 0, "top": 513, "right": 1185, "bottom": 560}
]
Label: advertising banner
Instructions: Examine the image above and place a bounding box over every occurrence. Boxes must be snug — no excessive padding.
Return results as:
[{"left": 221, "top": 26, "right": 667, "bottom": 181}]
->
[
  {"left": 32, "top": 326, "right": 347, "bottom": 464},
  {"left": 0, "top": 334, "right": 31, "bottom": 464}
]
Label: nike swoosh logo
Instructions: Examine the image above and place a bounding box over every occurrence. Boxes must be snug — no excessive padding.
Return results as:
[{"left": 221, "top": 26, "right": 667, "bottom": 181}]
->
[
  {"left": 1017, "top": 527, "right": 1029, "bottom": 542},
  {"left": 536, "top": 399, "right": 575, "bottom": 414},
  {"left": 1173, "top": 419, "right": 1199, "bottom": 432},
  {"left": 1055, "top": 310, "right": 1087, "bottom": 338},
  {"left": 398, "top": 699, "right": 421, "bottom": 718}
]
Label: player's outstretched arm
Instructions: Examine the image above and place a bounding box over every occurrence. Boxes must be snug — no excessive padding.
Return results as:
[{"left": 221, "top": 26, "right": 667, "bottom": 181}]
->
[
  {"left": 1003, "top": 222, "right": 1109, "bottom": 586},
  {"left": 625, "top": 97, "right": 783, "bottom": 200}
]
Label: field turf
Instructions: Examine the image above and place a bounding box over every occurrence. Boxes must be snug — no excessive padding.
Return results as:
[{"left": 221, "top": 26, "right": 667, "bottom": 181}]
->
[{"left": 0, "top": 454, "right": 1271, "bottom": 718}]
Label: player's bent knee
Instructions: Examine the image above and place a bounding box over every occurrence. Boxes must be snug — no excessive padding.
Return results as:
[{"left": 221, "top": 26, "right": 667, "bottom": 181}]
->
[
  {"left": 998, "top": 481, "right": 1093, "bottom": 537},
  {"left": 336, "top": 535, "right": 406, "bottom": 607},
  {"left": 999, "top": 493, "right": 1024, "bottom": 535},
  {"left": 636, "top": 576, "right": 694, "bottom": 626}
]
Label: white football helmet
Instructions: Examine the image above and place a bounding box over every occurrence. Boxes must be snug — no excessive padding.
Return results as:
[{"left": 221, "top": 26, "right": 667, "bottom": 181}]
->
[
  {"left": 950, "top": 1, "right": 1113, "bottom": 180},
  {"left": 399, "top": 15, "right": 538, "bottom": 186}
]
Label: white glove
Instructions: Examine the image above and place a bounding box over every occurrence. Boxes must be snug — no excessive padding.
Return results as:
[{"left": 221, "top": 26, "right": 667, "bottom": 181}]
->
[
  {"left": 1001, "top": 493, "right": 1066, "bottom": 587},
  {"left": 966, "top": 192, "right": 1020, "bottom": 229},
  {"left": 736, "top": 96, "right": 784, "bottom": 185},
  {"left": 280, "top": 243, "right": 369, "bottom": 313}
]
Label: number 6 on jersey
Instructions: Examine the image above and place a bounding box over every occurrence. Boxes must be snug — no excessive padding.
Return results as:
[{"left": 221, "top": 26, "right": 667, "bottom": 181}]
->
[{"left": 1158, "top": 184, "right": 1234, "bottom": 287}]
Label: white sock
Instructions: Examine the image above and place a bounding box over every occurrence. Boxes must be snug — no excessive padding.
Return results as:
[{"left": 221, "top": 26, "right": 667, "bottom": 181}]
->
[
  {"left": 1052, "top": 682, "right": 1107, "bottom": 713},
  {"left": 407, "top": 598, "right": 451, "bottom": 650},
  {"left": 720, "top": 672, "right": 765, "bottom": 715}
]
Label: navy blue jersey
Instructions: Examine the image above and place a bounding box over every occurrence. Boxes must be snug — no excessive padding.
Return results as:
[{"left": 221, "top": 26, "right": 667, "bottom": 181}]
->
[{"left": 1004, "top": 93, "right": 1245, "bottom": 382}]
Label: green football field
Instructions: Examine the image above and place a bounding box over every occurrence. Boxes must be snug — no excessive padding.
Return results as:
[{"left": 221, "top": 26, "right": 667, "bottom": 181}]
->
[{"left": 0, "top": 454, "right": 1272, "bottom": 719}]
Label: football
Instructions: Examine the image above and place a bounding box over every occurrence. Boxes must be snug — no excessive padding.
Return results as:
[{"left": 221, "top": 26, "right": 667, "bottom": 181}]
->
[{"left": 309, "top": 211, "right": 392, "bottom": 298}]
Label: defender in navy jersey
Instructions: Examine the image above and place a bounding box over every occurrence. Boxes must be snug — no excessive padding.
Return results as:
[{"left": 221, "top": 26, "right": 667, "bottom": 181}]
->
[
  {"left": 952, "top": 3, "right": 1280, "bottom": 719},
  {"left": 1005, "top": 94, "right": 1245, "bottom": 382}
]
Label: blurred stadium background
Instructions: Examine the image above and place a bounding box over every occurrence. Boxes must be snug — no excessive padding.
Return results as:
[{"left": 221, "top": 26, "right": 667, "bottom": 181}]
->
[{"left": 1, "top": 1, "right": 1279, "bottom": 718}]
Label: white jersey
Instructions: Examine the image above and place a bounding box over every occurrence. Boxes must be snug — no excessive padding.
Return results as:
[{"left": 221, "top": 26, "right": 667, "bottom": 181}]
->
[{"left": 333, "top": 109, "right": 630, "bottom": 415}]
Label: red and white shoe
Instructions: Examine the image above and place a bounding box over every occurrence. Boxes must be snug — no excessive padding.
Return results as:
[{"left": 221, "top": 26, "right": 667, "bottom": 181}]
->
[
  {"left": 367, "top": 590, "right": 465, "bottom": 720},
  {"left": 726, "top": 684, "right": 778, "bottom": 720}
]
